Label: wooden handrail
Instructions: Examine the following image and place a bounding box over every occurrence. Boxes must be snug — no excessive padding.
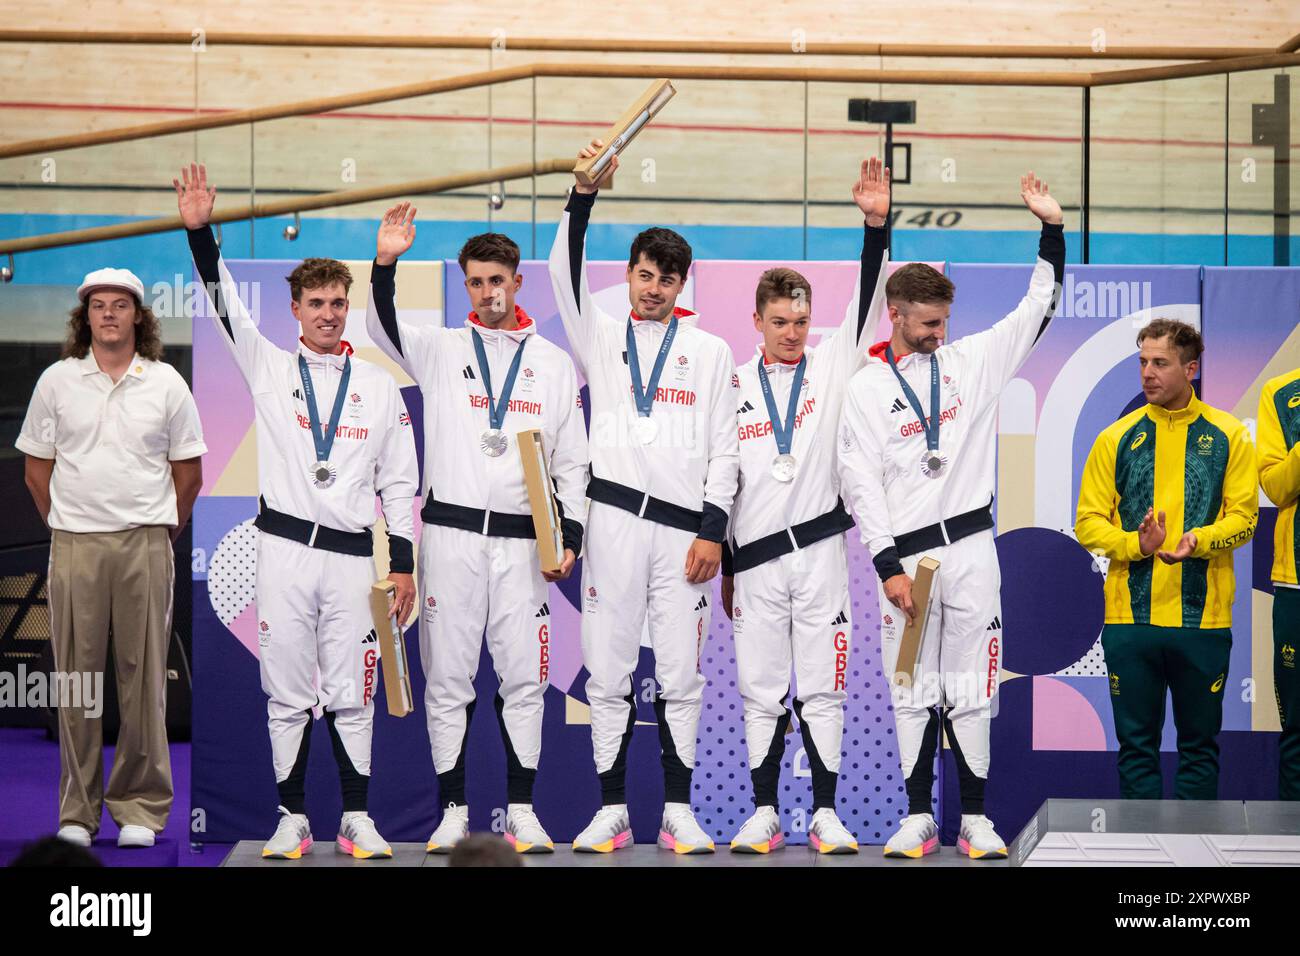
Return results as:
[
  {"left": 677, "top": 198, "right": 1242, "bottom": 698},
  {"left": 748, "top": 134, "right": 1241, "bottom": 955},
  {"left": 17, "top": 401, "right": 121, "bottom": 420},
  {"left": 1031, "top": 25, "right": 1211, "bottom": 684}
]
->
[
  {"left": 2, "top": 53, "right": 1296, "bottom": 161},
  {"left": 0, "top": 158, "right": 574, "bottom": 255},
  {"left": 1088, "top": 51, "right": 1300, "bottom": 86},
  {"left": 0, "top": 64, "right": 536, "bottom": 160},
  {"left": 1278, "top": 31, "right": 1300, "bottom": 54},
  {"left": 0, "top": 29, "right": 1271, "bottom": 59}
]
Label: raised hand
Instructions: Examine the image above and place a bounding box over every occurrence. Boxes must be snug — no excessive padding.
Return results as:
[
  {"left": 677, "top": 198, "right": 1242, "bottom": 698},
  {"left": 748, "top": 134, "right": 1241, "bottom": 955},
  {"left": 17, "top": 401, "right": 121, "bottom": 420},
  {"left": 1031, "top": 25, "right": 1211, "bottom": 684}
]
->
[
  {"left": 574, "top": 138, "right": 618, "bottom": 195},
  {"left": 1157, "top": 531, "right": 1198, "bottom": 565},
  {"left": 852, "top": 156, "right": 891, "bottom": 225},
  {"left": 1020, "top": 171, "right": 1063, "bottom": 225},
  {"left": 376, "top": 201, "right": 417, "bottom": 266},
  {"left": 1137, "top": 507, "right": 1167, "bottom": 557},
  {"left": 173, "top": 163, "right": 216, "bottom": 230}
]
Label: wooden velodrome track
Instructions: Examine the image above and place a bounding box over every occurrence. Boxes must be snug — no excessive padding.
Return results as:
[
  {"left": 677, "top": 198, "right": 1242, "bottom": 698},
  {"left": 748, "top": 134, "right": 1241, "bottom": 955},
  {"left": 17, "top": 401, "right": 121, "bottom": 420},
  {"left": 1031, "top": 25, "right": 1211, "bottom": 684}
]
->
[{"left": 0, "top": 2, "right": 1294, "bottom": 241}]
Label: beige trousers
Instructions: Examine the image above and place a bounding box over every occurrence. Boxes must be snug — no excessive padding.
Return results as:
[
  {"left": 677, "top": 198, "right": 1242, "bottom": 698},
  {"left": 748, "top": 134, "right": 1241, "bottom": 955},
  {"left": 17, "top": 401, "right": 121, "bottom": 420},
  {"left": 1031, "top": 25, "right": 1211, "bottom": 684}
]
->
[{"left": 47, "top": 526, "right": 175, "bottom": 835}]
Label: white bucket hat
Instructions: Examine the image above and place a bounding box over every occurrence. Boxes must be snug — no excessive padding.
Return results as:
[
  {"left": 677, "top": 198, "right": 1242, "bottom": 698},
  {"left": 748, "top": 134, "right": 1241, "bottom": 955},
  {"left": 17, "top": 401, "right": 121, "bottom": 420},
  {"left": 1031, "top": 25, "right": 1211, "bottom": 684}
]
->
[{"left": 77, "top": 267, "right": 145, "bottom": 303}]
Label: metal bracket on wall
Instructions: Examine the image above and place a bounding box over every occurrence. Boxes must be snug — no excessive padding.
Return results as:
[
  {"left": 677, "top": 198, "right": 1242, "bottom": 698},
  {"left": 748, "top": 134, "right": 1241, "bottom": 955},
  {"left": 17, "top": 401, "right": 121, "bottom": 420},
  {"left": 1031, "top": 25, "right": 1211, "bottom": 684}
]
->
[{"left": 1252, "top": 73, "right": 1292, "bottom": 266}]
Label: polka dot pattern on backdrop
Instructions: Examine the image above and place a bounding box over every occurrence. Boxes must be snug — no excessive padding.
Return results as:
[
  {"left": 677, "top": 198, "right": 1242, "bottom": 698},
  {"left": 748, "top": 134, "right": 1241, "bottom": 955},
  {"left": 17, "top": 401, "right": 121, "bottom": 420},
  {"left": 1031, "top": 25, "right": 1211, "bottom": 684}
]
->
[
  {"left": 693, "top": 537, "right": 906, "bottom": 845},
  {"left": 208, "top": 518, "right": 258, "bottom": 626}
]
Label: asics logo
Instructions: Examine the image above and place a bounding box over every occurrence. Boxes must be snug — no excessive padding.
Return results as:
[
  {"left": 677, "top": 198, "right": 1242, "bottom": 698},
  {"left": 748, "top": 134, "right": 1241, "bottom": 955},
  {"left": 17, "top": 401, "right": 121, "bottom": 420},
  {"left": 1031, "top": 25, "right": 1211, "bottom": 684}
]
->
[{"left": 1130, "top": 432, "right": 1148, "bottom": 451}]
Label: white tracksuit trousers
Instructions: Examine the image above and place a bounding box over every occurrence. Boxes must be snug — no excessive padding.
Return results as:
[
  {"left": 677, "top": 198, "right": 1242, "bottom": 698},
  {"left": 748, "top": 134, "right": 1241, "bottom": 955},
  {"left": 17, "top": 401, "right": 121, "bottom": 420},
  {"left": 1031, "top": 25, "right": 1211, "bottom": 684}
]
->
[
  {"left": 877, "top": 529, "right": 1003, "bottom": 815},
  {"left": 418, "top": 523, "right": 551, "bottom": 805},
  {"left": 733, "top": 533, "right": 851, "bottom": 811},
  {"left": 581, "top": 501, "right": 712, "bottom": 805},
  {"left": 255, "top": 531, "right": 378, "bottom": 812}
]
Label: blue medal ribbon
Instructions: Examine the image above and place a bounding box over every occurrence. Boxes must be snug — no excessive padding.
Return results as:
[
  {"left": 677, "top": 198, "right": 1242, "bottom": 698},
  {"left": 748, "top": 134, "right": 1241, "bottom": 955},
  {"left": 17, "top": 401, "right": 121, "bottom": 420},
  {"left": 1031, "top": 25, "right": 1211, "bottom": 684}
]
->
[
  {"left": 885, "top": 345, "right": 941, "bottom": 452},
  {"left": 757, "top": 354, "right": 807, "bottom": 456},
  {"left": 298, "top": 353, "right": 352, "bottom": 463},
  {"left": 471, "top": 328, "right": 528, "bottom": 430},
  {"left": 626, "top": 316, "right": 678, "bottom": 418}
]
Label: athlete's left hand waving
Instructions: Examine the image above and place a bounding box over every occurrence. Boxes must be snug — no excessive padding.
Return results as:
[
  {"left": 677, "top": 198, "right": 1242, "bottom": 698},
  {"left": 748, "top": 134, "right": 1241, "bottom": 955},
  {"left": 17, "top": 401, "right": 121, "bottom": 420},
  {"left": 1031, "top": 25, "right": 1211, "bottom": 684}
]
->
[
  {"left": 852, "top": 156, "right": 891, "bottom": 227},
  {"left": 377, "top": 202, "right": 417, "bottom": 266},
  {"left": 173, "top": 163, "right": 216, "bottom": 229},
  {"left": 1020, "top": 172, "right": 1063, "bottom": 225},
  {"left": 685, "top": 538, "right": 722, "bottom": 584}
]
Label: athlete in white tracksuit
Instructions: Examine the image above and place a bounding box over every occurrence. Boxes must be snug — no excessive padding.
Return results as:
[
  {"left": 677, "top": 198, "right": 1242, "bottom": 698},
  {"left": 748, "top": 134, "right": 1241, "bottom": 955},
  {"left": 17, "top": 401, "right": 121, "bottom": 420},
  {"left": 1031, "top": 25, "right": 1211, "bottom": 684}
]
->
[
  {"left": 365, "top": 206, "right": 588, "bottom": 853},
  {"left": 179, "top": 166, "right": 418, "bottom": 859},
  {"left": 550, "top": 145, "right": 740, "bottom": 853},
  {"left": 837, "top": 173, "right": 1065, "bottom": 858},
  {"left": 724, "top": 158, "right": 891, "bottom": 854}
]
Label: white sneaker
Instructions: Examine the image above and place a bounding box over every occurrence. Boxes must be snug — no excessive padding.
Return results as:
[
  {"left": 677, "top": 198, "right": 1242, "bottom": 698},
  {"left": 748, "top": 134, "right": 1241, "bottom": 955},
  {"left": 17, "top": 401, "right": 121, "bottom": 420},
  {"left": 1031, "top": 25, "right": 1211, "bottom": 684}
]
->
[
  {"left": 809, "top": 807, "right": 858, "bottom": 855},
  {"left": 883, "top": 813, "right": 939, "bottom": 859},
  {"left": 572, "top": 804, "right": 632, "bottom": 853},
  {"left": 336, "top": 811, "right": 392, "bottom": 859},
  {"left": 504, "top": 804, "right": 554, "bottom": 854},
  {"left": 117, "top": 824, "right": 155, "bottom": 848},
  {"left": 56, "top": 824, "right": 92, "bottom": 848},
  {"left": 262, "top": 806, "right": 313, "bottom": 860},
  {"left": 958, "top": 814, "right": 1008, "bottom": 859},
  {"left": 426, "top": 803, "right": 469, "bottom": 854},
  {"left": 729, "top": 806, "right": 783, "bottom": 853},
  {"left": 658, "top": 802, "right": 715, "bottom": 855}
]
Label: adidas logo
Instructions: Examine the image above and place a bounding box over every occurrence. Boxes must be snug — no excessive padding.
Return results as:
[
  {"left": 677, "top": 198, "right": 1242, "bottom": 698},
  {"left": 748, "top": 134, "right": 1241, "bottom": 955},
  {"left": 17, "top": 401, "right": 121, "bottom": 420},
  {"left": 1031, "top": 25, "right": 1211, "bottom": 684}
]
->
[
  {"left": 739, "top": 400, "right": 755, "bottom": 414},
  {"left": 462, "top": 365, "right": 476, "bottom": 380},
  {"left": 621, "top": 350, "right": 629, "bottom": 365},
  {"left": 987, "top": 616, "right": 1002, "bottom": 631},
  {"left": 361, "top": 629, "right": 378, "bottom": 644},
  {"left": 292, "top": 388, "right": 303, "bottom": 400},
  {"left": 694, "top": 595, "right": 709, "bottom": 611},
  {"left": 889, "top": 398, "right": 906, "bottom": 414},
  {"left": 830, "top": 611, "right": 848, "bottom": 626},
  {"left": 535, "top": 602, "right": 550, "bottom": 618}
]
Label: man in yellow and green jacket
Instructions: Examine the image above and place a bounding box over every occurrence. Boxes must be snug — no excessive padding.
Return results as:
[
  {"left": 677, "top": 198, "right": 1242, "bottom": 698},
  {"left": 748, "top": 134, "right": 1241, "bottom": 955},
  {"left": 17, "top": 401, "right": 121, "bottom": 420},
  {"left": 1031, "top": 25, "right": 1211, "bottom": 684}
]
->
[
  {"left": 1076, "top": 319, "right": 1257, "bottom": 799},
  {"left": 1258, "top": 367, "right": 1300, "bottom": 800}
]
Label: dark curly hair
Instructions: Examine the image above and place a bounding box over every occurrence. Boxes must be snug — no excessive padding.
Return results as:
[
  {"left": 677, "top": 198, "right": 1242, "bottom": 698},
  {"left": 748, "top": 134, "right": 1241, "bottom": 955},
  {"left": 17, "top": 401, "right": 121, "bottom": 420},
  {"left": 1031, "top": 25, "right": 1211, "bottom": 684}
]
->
[
  {"left": 62, "top": 297, "right": 163, "bottom": 361},
  {"left": 628, "top": 227, "right": 692, "bottom": 280}
]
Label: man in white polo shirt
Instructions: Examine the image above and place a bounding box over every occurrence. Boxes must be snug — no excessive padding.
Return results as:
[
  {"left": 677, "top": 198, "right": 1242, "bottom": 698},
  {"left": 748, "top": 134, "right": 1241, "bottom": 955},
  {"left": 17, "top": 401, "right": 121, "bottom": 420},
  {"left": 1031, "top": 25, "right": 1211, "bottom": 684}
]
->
[{"left": 18, "top": 268, "right": 206, "bottom": 850}]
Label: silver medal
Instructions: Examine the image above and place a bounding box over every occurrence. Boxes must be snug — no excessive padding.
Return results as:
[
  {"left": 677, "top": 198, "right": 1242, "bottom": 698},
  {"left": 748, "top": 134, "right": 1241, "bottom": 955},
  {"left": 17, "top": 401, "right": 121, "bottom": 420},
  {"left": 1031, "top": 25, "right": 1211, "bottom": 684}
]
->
[
  {"left": 635, "top": 416, "right": 659, "bottom": 445},
  {"left": 920, "top": 451, "right": 949, "bottom": 480},
  {"left": 771, "top": 453, "right": 797, "bottom": 483},
  {"left": 480, "top": 428, "right": 508, "bottom": 457},
  {"left": 309, "top": 460, "right": 338, "bottom": 489}
]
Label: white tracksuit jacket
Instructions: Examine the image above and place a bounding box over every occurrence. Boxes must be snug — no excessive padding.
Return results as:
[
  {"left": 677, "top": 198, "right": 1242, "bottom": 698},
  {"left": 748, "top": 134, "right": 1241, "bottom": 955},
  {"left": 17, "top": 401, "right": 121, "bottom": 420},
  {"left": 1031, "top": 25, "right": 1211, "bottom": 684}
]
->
[
  {"left": 188, "top": 225, "right": 418, "bottom": 797},
  {"left": 728, "top": 221, "right": 888, "bottom": 813},
  {"left": 365, "top": 260, "right": 589, "bottom": 806},
  {"left": 836, "top": 221, "right": 1065, "bottom": 815},
  {"left": 548, "top": 188, "right": 740, "bottom": 807}
]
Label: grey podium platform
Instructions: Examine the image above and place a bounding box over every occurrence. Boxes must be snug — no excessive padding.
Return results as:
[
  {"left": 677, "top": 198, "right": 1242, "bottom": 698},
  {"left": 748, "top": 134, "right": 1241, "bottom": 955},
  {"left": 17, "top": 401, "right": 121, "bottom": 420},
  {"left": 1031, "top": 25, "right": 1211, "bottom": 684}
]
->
[
  {"left": 1011, "top": 799, "right": 1300, "bottom": 867},
  {"left": 221, "top": 841, "right": 1007, "bottom": 868}
]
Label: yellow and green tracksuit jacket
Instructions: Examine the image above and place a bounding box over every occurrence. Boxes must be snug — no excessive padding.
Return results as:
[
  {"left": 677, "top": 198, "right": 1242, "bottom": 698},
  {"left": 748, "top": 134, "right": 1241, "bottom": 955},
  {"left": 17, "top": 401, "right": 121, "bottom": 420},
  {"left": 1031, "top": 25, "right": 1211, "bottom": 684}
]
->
[
  {"left": 1075, "top": 393, "right": 1258, "bottom": 628},
  {"left": 1258, "top": 368, "right": 1300, "bottom": 586}
]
